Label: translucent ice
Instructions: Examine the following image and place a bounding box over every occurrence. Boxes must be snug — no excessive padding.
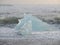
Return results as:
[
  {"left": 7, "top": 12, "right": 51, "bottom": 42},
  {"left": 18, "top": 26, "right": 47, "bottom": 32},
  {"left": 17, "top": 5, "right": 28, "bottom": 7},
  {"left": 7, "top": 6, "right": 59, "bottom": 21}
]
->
[
  {"left": 15, "top": 13, "right": 57, "bottom": 35},
  {"left": 15, "top": 14, "right": 32, "bottom": 35}
]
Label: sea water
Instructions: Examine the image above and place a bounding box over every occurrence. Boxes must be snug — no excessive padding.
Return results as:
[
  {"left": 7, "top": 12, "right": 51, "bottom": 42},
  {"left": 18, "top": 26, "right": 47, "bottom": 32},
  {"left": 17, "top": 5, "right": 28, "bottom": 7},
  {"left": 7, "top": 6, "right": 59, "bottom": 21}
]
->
[
  {"left": 0, "top": 5, "right": 60, "bottom": 38},
  {"left": 0, "top": 19, "right": 59, "bottom": 39},
  {"left": 0, "top": 25, "right": 60, "bottom": 39}
]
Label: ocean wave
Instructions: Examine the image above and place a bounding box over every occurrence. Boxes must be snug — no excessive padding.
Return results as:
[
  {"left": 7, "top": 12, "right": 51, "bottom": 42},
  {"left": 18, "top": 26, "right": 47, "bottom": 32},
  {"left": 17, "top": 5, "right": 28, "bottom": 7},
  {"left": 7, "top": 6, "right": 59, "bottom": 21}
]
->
[{"left": 0, "top": 26, "right": 60, "bottom": 39}]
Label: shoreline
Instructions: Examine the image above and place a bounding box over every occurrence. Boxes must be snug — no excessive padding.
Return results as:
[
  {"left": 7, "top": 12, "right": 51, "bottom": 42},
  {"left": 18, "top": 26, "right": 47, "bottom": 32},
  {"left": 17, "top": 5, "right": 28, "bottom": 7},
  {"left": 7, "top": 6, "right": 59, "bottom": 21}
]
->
[{"left": 0, "top": 37, "right": 60, "bottom": 45}]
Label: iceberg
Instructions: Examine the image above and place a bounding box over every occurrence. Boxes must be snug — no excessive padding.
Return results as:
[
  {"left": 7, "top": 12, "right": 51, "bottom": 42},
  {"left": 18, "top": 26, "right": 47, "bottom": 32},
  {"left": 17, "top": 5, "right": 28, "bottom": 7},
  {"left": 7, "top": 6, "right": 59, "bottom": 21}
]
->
[{"left": 15, "top": 13, "right": 55, "bottom": 35}]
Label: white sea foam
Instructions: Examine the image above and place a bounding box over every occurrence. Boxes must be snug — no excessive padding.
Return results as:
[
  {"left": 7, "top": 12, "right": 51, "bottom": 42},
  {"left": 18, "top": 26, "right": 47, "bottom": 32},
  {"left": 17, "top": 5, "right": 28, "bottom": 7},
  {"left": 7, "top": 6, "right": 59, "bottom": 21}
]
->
[{"left": 0, "top": 27, "right": 60, "bottom": 39}]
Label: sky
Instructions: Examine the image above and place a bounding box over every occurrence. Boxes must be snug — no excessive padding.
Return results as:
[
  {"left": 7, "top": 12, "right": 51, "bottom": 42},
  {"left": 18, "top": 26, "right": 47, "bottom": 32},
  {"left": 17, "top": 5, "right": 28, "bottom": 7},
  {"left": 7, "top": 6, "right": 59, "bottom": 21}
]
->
[{"left": 0, "top": 0, "right": 60, "bottom": 5}]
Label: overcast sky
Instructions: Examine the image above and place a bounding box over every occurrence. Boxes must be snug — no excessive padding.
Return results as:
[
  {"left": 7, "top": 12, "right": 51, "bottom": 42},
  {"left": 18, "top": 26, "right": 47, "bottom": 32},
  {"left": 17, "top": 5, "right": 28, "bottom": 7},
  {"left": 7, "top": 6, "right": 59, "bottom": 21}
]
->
[{"left": 0, "top": 0, "right": 59, "bottom": 4}]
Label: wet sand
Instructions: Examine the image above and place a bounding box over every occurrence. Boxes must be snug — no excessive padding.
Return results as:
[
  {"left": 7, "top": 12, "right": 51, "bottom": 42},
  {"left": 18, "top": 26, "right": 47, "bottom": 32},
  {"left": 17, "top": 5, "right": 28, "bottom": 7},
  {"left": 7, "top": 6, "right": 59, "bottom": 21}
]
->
[
  {"left": 0, "top": 27, "right": 60, "bottom": 45},
  {"left": 0, "top": 38, "right": 60, "bottom": 45}
]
